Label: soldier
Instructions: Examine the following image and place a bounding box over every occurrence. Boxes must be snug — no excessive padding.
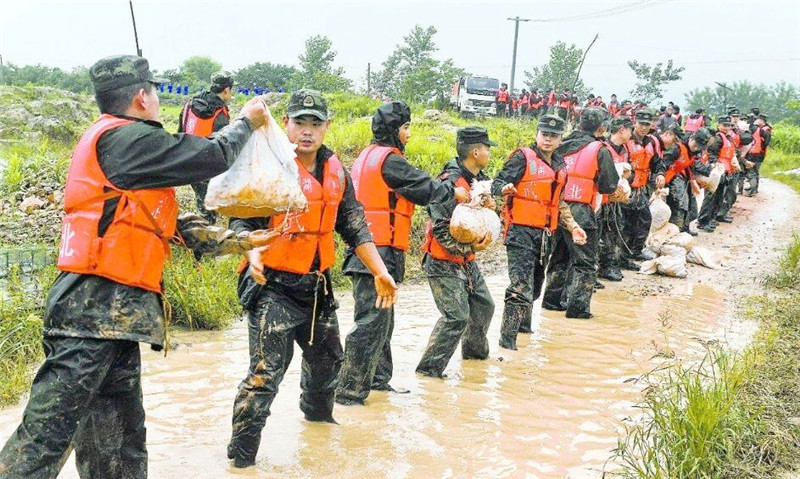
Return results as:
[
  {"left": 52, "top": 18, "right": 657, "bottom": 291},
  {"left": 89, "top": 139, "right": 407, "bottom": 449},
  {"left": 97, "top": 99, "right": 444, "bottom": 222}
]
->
[
  {"left": 598, "top": 116, "right": 633, "bottom": 283},
  {"left": 491, "top": 115, "right": 585, "bottom": 348},
  {"left": 0, "top": 55, "right": 270, "bottom": 479},
  {"left": 698, "top": 116, "right": 737, "bottom": 232},
  {"left": 414, "top": 127, "right": 497, "bottom": 376},
  {"left": 226, "top": 90, "right": 398, "bottom": 468},
  {"left": 745, "top": 114, "right": 772, "bottom": 196},
  {"left": 542, "top": 108, "right": 620, "bottom": 319},
  {"left": 336, "top": 101, "right": 467, "bottom": 405},
  {"left": 496, "top": 83, "right": 510, "bottom": 117},
  {"left": 663, "top": 125, "right": 710, "bottom": 232},
  {"left": 178, "top": 71, "right": 235, "bottom": 224},
  {"left": 620, "top": 109, "right": 665, "bottom": 268},
  {"left": 718, "top": 107, "right": 750, "bottom": 216}
]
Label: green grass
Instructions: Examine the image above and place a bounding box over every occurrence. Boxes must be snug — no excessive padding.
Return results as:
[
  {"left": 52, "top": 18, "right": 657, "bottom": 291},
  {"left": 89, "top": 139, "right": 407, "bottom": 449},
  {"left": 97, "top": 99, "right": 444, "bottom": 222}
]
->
[{"left": 760, "top": 149, "right": 800, "bottom": 195}]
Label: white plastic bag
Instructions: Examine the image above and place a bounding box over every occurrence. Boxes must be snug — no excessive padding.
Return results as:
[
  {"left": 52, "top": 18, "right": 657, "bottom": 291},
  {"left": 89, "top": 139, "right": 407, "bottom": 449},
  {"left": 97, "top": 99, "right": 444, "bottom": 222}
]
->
[
  {"left": 655, "top": 255, "right": 688, "bottom": 278},
  {"left": 646, "top": 223, "right": 681, "bottom": 255},
  {"left": 696, "top": 163, "right": 725, "bottom": 193},
  {"left": 660, "top": 244, "right": 688, "bottom": 259},
  {"left": 687, "top": 246, "right": 724, "bottom": 269},
  {"left": 449, "top": 180, "right": 502, "bottom": 244},
  {"left": 205, "top": 110, "right": 307, "bottom": 218},
  {"left": 663, "top": 232, "right": 694, "bottom": 253},
  {"left": 649, "top": 188, "right": 671, "bottom": 232}
]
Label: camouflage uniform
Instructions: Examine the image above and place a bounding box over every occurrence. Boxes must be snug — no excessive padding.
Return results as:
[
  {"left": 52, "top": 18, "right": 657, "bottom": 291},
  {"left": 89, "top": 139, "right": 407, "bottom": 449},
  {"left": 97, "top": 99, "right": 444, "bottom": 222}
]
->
[{"left": 0, "top": 55, "right": 254, "bottom": 479}]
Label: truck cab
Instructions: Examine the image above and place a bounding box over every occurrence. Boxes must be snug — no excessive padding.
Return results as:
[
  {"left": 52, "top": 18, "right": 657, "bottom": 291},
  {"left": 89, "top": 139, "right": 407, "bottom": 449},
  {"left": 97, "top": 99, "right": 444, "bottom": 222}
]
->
[{"left": 450, "top": 76, "right": 500, "bottom": 117}]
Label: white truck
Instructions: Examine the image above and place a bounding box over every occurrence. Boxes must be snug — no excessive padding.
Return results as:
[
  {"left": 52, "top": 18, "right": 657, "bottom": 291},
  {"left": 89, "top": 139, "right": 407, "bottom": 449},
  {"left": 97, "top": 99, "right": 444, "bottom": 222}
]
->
[{"left": 450, "top": 76, "right": 500, "bottom": 117}]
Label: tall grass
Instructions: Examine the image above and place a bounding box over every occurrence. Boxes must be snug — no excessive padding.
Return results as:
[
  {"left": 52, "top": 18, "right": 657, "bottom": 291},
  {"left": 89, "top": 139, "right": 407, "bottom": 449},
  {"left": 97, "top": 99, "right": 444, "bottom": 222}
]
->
[{"left": 0, "top": 139, "right": 72, "bottom": 196}]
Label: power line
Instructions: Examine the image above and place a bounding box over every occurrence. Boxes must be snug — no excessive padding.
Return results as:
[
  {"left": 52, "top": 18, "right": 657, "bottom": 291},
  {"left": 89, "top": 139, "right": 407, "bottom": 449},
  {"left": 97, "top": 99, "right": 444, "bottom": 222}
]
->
[{"left": 531, "top": 0, "right": 665, "bottom": 23}]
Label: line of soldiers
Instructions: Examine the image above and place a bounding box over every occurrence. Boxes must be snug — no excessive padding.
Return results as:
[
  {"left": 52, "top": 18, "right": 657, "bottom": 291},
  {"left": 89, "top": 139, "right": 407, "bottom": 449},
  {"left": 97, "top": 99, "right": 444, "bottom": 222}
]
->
[{"left": 0, "top": 53, "right": 772, "bottom": 477}]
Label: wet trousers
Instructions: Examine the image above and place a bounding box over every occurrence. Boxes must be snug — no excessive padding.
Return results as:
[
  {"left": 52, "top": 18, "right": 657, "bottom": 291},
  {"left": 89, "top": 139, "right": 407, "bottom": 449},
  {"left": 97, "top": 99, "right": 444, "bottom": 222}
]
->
[
  {"left": 698, "top": 175, "right": 728, "bottom": 226},
  {"left": 543, "top": 226, "right": 600, "bottom": 317},
  {"left": 190, "top": 180, "right": 218, "bottom": 224},
  {"left": 620, "top": 187, "right": 651, "bottom": 259},
  {"left": 667, "top": 176, "right": 690, "bottom": 230},
  {"left": 335, "top": 273, "right": 395, "bottom": 404},
  {"left": 718, "top": 172, "right": 738, "bottom": 218},
  {"left": 598, "top": 203, "right": 626, "bottom": 274},
  {"left": 746, "top": 161, "right": 762, "bottom": 194},
  {"left": 416, "top": 260, "right": 494, "bottom": 377},
  {"left": 228, "top": 289, "right": 343, "bottom": 464},
  {"left": 0, "top": 337, "right": 147, "bottom": 479}
]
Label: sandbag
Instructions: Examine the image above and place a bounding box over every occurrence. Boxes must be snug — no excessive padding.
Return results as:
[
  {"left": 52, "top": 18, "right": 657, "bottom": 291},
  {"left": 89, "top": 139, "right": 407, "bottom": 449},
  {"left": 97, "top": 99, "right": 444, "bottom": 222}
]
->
[
  {"left": 649, "top": 188, "right": 671, "bottom": 232},
  {"left": 695, "top": 163, "right": 725, "bottom": 193},
  {"left": 205, "top": 109, "right": 307, "bottom": 218},
  {"left": 687, "top": 246, "right": 724, "bottom": 269},
  {"left": 660, "top": 244, "right": 688, "bottom": 259},
  {"left": 646, "top": 223, "right": 681, "bottom": 255},
  {"left": 655, "top": 255, "right": 688, "bottom": 278},
  {"left": 639, "top": 259, "right": 659, "bottom": 275},
  {"left": 663, "top": 232, "right": 694, "bottom": 252},
  {"left": 449, "top": 180, "right": 502, "bottom": 244}
]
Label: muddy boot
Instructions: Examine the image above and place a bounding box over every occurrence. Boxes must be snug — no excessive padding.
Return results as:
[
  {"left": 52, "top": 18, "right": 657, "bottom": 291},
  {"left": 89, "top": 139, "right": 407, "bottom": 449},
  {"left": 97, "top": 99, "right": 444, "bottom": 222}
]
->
[
  {"left": 598, "top": 268, "right": 623, "bottom": 282},
  {"left": 619, "top": 258, "right": 640, "bottom": 271},
  {"left": 594, "top": 280, "right": 605, "bottom": 290},
  {"left": 517, "top": 306, "right": 533, "bottom": 333},
  {"left": 565, "top": 272, "right": 595, "bottom": 319},
  {"left": 499, "top": 304, "right": 526, "bottom": 350}
]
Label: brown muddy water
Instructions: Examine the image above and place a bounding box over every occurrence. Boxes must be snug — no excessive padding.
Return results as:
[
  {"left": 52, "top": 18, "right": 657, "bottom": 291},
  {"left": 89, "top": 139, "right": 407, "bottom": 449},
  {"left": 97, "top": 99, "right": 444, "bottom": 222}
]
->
[{"left": 2, "top": 179, "right": 798, "bottom": 479}]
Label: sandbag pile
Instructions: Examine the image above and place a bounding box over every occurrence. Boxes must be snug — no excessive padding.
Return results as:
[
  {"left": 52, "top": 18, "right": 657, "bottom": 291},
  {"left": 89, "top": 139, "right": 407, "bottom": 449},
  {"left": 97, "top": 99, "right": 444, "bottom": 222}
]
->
[{"left": 450, "top": 180, "right": 502, "bottom": 244}]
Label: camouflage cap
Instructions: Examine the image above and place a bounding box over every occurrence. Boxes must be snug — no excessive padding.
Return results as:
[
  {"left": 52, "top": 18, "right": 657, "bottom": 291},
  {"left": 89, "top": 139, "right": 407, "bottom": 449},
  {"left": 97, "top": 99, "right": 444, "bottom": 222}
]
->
[
  {"left": 634, "top": 108, "right": 656, "bottom": 124},
  {"left": 211, "top": 71, "right": 234, "bottom": 88},
  {"left": 609, "top": 116, "right": 633, "bottom": 130},
  {"left": 662, "top": 122, "right": 684, "bottom": 138},
  {"left": 717, "top": 115, "right": 734, "bottom": 126},
  {"left": 457, "top": 126, "right": 497, "bottom": 146},
  {"left": 691, "top": 127, "right": 712, "bottom": 148},
  {"left": 727, "top": 106, "right": 740, "bottom": 116},
  {"left": 287, "top": 89, "right": 328, "bottom": 120},
  {"left": 89, "top": 55, "right": 167, "bottom": 93},
  {"left": 537, "top": 114, "right": 566, "bottom": 135},
  {"left": 578, "top": 107, "right": 608, "bottom": 132}
]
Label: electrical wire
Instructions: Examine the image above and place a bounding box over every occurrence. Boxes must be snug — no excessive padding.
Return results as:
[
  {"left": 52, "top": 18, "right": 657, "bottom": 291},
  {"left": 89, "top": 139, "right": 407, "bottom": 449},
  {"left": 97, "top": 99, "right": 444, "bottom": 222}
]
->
[{"left": 531, "top": 0, "right": 666, "bottom": 23}]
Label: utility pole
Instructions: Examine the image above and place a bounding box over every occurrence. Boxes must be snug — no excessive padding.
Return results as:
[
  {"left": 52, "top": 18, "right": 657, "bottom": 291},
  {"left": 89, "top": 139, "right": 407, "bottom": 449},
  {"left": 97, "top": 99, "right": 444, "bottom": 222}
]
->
[
  {"left": 715, "top": 82, "right": 732, "bottom": 114},
  {"left": 367, "top": 63, "right": 371, "bottom": 96},
  {"left": 0, "top": 54, "right": 4, "bottom": 85},
  {"left": 129, "top": 0, "right": 142, "bottom": 57},
  {"left": 507, "top": 16, "right": 531, "bottom": 95}
]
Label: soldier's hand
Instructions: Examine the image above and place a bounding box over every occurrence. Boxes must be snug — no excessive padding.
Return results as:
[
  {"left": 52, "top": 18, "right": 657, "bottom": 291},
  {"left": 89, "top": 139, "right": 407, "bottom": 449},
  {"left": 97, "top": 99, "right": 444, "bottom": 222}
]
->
[
  {"left": 454, "top": 186, "right": 470, "bottom": 204},
  {"left": 655, "top": 174, "right": 666, "bottom": 189},
  {"left": 501, "top": 183, "right": 517, "bottom": 196},
  {"left": 691, "top": 180, "right": 701, "bottom": 195},
  {"left": 572, "top": 227, "right": 588, "bottom": 245},
  {"left": 473, "top": 233, "right": 492, "bottom": 252},
  {"left": 246, "top": 248, "right": 267, "bottom": 285},
  {"left": 483, "top": 195, "right": 497, "bottom": 210},
  {"left": 373, "top": 272, "right": 399, "bottom": 309},
  {"left": 746, "top": 160, "right": 755, "bottom": 169},
  {"left": 247, "top": 229, "right": 280, "bottom": 248},
  {"left": 239, "top": 96, "right": 270, "bottom": 130}
]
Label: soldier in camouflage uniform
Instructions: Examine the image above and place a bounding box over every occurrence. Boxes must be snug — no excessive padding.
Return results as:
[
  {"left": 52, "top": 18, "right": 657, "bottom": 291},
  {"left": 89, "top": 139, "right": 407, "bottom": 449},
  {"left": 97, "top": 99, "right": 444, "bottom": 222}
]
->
[
  {"left": 0, "top": 55, "right": 270, "bottom": 479},
  {"left": 598, "top": 116, "right": 633, "bottom": 283},
  {"left": 415, "top": 127, "right": 496, "bottom": 377}
]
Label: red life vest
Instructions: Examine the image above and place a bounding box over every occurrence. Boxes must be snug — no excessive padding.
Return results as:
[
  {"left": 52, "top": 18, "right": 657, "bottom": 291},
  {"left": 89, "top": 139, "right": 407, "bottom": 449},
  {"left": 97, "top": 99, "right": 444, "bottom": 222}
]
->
[
  {"left": 530, "top": 96, "right": 543, "bottom": 109},
  {"left": 727, "top": 130, "right": 742, "bottom": 148},
  {"left": 665, "top": 142, "right": 694, "bottom": 184},
  {"left": 608, "top": 103, "right": 620, "bottom": 117},
  {"left": 563, "top": 141, "right": 603, "bottom": 208},
  {"left": 716, "top": 132, "right": 736, "bottom": 174},
  {"left": 750, "top": 127, "right": 766, "bottom": 155},
  {"left": 547, "top": 92, "right": 557, "bottom": 105},
  {"left": 684, "top": 115, "right": 704, "bottom": 133},
  {"left": 57, "top": 114, "right": 179, "bottom": 293},
  {"left": 259, "top": 156, "right": 345, "bottom": 274},
  {"left": 699, "top": 150, "right": 710, "bottom": 165},
  {"left": 558, "top": 99, "right": 572, "bottom": 109},
  {"left": 602, "top": 142, "right": 627, "bottom": 204},
  {"left": 626, "top": 137, "right": 655, "bottom": 189},
  {"left": 497, "top": 90, "right": 509, "bottom": 103},
  {"left": 350, "top": 145, "right": 415, "bottom": 251},
  {"left": 181, "top": 103, "right": 230, "bottom": 137},
  {"left": 520, "top": 95, "right": 530, "bottom": 106},
  {"left": 502, "top": 147, "right": 567, "bottom": 233},
  {"left": 422, "top": 177, "right": 475, "bottom": 265}
]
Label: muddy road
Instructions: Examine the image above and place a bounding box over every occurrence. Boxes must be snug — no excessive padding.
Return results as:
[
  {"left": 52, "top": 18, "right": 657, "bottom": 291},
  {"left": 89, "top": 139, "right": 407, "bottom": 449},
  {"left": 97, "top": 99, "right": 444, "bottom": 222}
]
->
[{"left": 2, "top": 179, "right": 799, "bottom": 479}]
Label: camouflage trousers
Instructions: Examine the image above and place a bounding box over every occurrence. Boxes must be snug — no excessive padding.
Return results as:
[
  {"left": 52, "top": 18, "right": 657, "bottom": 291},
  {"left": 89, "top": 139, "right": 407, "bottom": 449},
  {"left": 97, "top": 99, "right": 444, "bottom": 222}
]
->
[
  {"left": 190, "top": 180, "right": 218, "bottom": 224},
  {"left": 598, "top": 203, "right": 626, "bottom": 275},
  {"left": 620, "top": 186, "right": 652, "bottom": 259},
  {"left": 698, "top": 175, "right": 728, "bottom": 226},
  {"left": 227, "top": 288, "right": 343, "bottom": 465},
  {"left": 543, "top": 226, "right": 600, "bottom": 317},
  {"left": 499, "top": 240, "right": 547, "bottom": 350},
  {"left": 416, "top": 259, "right": 495, "bottom": 377},
  {"left": 335, "top": 273, "right": 396, "bottom": 405},
  {"left": 718, "top": 172, "right": 738, "bottom": 218},
  {"left": 745, "top": 161, "right": 762, "bottom": 194},
  {"left": 667, "top": 176, "right": 691, "bottom": 230},
  {"left": 0, "top": 337, "right": 147, "bottom": 479}
]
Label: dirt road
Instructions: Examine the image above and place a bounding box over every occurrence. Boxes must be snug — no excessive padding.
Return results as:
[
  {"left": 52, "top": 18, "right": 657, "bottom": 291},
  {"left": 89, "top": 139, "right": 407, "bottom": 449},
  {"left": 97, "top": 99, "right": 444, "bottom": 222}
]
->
[{"left": 2, "top": 179, "right": 798, "bottom": 479}]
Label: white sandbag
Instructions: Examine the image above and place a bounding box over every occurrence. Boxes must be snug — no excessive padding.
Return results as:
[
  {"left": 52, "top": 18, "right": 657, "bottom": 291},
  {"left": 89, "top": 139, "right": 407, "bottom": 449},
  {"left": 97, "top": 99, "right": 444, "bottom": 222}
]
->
[
  {"left": 649, "top": 188, "right": 671, "bottom": 232},
  {"left": 687, "top": 246, "right": 724, "bottom": 269},
  {"left": 639, "top": 258, "right": 659, "bottom": 275},
  {"left": 695, "top": 163, "right": 725, "bottom": 193},
  {"left": 654, "top": 255, "right": 688, "bottom": 278},
  {"left": 449, "top": 180, "right": 502, "bottom": 244},
  {"left": 205, "top": 109, "right": 307, "bottom": 218},
  {"left": 660, "top": 244, "right": 688, "bottom": 259},
  {"left": 663, "top": 232, "right": 694, "bottom": 252},
  {"left": 646, "top": 222, "right": 681, "bottom": 254}
]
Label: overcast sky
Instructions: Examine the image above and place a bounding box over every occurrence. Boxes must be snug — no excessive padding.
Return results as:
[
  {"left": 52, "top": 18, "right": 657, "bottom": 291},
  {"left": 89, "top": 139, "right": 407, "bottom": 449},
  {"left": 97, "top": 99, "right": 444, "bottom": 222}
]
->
[{"left": 2, "top": 0, "right": 799, "bottom": 105}]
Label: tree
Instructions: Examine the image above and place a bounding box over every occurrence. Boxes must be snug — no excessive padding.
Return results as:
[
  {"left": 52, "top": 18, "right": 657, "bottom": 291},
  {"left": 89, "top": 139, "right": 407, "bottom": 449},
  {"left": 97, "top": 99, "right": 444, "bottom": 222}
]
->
[
  {"left": 235, "top": 62, "right": 297, "bottom": 91},
  {"left": 523, "top": 42, "right": 588, "bottom": 96},
  {"left": 684, "top": 80, "right": 800, "bottom": 122},
  {"left": 293, "top": 35, "right": 351, "bottom": 92},
  {"left": 0, "top": 62, "right": 91, "bottom": 93},
  {"left": 163, "top": 56, "right": 222, "bottom": 90},
  {"left": 627, "top": 59, "right": 684, "bottom": 104},
  {"left": 370, "top": 25, "right": 468, "bottom": 105}
]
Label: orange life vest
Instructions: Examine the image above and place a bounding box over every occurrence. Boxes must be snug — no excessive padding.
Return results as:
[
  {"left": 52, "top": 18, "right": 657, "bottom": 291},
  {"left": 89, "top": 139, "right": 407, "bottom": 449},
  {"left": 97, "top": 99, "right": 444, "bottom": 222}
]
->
[
  {"left": 57, "top": 114, "right": 179, "bottom": 293},
  {"left": 602, "top": 142, "right": 627, "bottom": 204},
  {"left": 558, "top": 99, "right": 572, "bottom": 109},
  {"left": 626, "top": 137, "right": 655, "bottom": 189},
  {"left": 422, "top": 177, "right": 475, "bottom": 265},
  {"left": 684, "top": 115, "right": 704, "bottom": 133},
  {"left": 750, "top": 127, "right": 766, "bottom": 155},
  {"left": 350, "top": 144, "right": 415, "bottom": 251},
  {"left": 503, "top": 147, "right": 567, "bottom": 232},
  {"left": 497, "top": 90, "right": 509, "bottom": 103},
  {"left": 699, "top": 150, "right": 710, "bottom": 165},
  {"left": 665, "top": 142, "right": 694, "bottom": 184},
  {"left": 181, "top": 103, "right": 229, "bottom": 137},
  {"left": 716, "top": 132, "right": 736, "bottom": 174},
  {"left": 258, "top": 155, "right": 345, "bottom": 274},
  {"left": 608, "top": 103, "right": 620, "bottom": 117},
  {"left": 530, "top": 97, "right": 543, "bottom": 109},
  {"left": 728, "top": 130, "right": 741, "bottom": 148},
  {"left": 563, "top": 141, "right": 603, "bottom": 208}
]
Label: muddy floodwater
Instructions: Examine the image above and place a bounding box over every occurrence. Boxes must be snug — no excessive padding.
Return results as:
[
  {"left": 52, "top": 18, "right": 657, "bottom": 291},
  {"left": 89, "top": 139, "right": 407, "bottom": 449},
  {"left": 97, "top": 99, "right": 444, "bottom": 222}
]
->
[{"left": 2, "top": 179, "right": 798, "bottom": 478}]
